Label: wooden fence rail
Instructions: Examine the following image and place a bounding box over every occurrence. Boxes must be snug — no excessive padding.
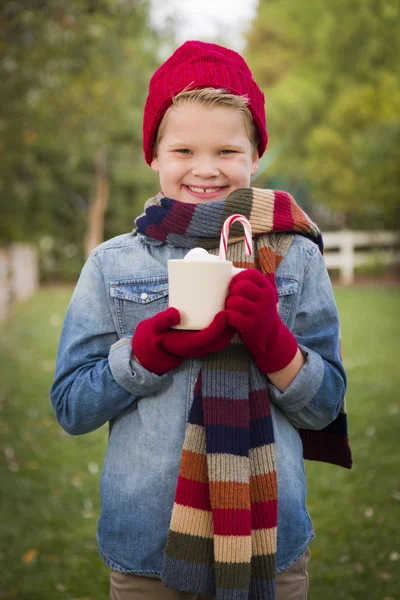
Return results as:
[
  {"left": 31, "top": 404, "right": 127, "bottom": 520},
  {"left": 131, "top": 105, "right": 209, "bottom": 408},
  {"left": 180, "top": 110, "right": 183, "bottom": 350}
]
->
[
  {"left": 0, "top": 232, "right": 398, "bottom": 320},
  {"left": 323, "top": 230, "right": 400, "bottom": 285}
]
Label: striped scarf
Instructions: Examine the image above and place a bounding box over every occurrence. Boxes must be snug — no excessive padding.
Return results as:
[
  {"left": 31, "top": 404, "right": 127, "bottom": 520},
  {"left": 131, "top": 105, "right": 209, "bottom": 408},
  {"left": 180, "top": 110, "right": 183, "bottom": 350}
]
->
[{"left": 135, "top": 187, "right": 352, "bottom": 599}]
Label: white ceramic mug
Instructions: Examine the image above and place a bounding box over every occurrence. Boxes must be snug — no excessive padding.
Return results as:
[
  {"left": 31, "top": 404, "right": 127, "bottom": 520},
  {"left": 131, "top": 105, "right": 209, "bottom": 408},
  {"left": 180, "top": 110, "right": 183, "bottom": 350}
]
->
[{"left": 168, "top": 256, "right": 243, "bottom": 330}]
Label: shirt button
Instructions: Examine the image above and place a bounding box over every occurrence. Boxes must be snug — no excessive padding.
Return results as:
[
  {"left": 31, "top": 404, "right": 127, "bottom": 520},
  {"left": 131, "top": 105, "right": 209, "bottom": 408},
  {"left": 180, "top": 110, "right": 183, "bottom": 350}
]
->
[{"left": 140, "top": 292, "right": 148, "bottom": 300}]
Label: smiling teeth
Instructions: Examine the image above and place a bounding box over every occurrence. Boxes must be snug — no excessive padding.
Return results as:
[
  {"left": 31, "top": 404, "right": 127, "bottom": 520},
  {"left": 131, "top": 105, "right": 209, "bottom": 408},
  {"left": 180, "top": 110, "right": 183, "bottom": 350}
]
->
[{"left": 188, "top": 186, "right": 222, "bottom": 193}]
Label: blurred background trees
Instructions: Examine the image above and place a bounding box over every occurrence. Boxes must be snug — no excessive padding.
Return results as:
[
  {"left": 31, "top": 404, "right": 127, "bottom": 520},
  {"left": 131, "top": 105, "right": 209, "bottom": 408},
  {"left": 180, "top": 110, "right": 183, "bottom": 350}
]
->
[
  {"left": 246, "top": 0, "right": 400, "bottom": 229},
  {"left": 0, "top": 0, "right": 399, "bottom": 279},
  {"left": 0, "top": 0, "right": 163, "bottom": 278}
]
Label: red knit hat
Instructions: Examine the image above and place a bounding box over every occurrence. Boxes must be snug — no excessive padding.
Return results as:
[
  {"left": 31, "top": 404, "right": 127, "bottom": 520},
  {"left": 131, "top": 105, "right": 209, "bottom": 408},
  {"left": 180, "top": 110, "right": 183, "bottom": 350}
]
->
[{"left": 143, "top": 40, "right": 267, "bottom": 165}]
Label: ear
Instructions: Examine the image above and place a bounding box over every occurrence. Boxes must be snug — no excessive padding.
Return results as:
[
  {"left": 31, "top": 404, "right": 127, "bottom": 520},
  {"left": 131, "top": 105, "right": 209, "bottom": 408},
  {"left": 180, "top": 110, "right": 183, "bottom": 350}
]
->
[
  {"left": 151, "top": 156, "right": 159, "bottom": 173},
  {"left": 251, "top": 148, "right": 260, "bottom": 176}
]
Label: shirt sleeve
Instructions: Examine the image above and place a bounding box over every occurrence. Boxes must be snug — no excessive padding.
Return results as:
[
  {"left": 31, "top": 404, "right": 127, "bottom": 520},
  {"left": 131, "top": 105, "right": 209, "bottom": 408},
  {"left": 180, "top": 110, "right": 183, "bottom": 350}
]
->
[
  {"left": 50, "top": 253, "right": 171, "bottom": 435},
  {"left": 267, "top": 246, "right": 347, "bottom": 430}
]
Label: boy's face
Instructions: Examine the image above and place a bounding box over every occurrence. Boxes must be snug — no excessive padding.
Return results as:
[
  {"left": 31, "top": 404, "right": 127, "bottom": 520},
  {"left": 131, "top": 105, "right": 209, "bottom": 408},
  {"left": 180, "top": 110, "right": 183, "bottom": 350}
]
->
[{"left": 151, "top": 102, "right": 259, "bottom": 204}]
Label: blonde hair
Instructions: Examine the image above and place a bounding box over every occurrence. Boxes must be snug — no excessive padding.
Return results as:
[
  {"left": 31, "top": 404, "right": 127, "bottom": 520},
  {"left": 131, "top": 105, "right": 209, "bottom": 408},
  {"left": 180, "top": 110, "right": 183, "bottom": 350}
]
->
[{"left": 154, "top": 87, "right": 259, "bottom": 154}]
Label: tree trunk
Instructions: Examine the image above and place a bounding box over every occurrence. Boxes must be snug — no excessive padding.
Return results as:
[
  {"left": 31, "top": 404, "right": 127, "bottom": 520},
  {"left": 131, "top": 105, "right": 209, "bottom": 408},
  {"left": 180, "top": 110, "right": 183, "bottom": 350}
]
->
[{"left": 85, "top": 149, "right": 109, "bottom": 258}]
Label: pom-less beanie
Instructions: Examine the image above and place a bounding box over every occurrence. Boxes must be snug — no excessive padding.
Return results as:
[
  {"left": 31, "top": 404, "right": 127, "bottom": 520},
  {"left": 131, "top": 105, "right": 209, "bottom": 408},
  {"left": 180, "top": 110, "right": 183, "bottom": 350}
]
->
[{"left": 142, "top": 40, "right": 267, "bottom": 165}]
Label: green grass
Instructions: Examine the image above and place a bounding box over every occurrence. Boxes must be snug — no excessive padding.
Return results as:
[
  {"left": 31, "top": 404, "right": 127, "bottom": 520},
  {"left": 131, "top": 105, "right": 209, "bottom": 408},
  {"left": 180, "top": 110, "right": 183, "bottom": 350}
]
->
[
  {"left": 0, "top": 288, "right": 108, "bottom": 600},
  {"left": 306, "top": 285, "right": 400, "bottom": 599},
  {"left": 0, "top": 285, "right": 399, "bottom": 600}
]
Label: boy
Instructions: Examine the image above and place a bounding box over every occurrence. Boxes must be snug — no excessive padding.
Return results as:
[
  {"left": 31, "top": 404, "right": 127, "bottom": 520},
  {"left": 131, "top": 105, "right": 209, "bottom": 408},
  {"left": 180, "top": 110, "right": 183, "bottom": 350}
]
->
[{"left": 51, "top": 41, "right": 351, "bottom": 600}]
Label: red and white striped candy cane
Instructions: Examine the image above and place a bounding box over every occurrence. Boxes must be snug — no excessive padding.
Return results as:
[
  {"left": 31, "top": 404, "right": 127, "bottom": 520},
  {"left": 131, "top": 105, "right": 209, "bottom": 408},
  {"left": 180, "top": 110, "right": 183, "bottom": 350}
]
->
[{"left": 219, "top": 214, "right": 253, "bottom": 260}]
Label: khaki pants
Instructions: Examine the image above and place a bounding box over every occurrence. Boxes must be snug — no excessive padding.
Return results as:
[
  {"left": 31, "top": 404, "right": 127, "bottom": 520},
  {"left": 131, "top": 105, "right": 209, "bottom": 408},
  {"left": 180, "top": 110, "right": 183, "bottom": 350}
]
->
[{"left": 110, "top": 547, "right": 311, "bottom": 600}]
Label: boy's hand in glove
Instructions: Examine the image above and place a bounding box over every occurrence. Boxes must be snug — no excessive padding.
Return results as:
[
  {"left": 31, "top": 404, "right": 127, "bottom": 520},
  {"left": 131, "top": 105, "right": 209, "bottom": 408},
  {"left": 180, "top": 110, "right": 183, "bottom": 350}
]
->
[
  {"left": 131, "top": 308, "right": 183, "bottom": 375},
  {"left": 225, "top": 269, "right": 298, "bottom": 373},
  {"left": 132, "top": 307, "right": 235, "bottom": 375},
  {"left": 161, "top": 310, "right": 235, "bottom": 357}
]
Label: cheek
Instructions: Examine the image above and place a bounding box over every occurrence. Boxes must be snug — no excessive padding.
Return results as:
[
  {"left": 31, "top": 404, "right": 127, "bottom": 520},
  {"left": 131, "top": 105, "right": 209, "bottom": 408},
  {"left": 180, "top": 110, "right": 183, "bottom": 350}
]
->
[
  {"left": 228, "top": 158, "right": 252, "bottom": 182},
  {"left": 159, "top": 161, "right": 185, "bottom": 184}
]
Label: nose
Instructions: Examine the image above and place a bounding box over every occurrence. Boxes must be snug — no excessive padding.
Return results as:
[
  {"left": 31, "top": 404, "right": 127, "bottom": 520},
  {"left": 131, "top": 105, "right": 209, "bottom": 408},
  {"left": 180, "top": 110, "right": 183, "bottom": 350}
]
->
[{"left": 191, "top": 157, "right": 220, "bottom": 178}]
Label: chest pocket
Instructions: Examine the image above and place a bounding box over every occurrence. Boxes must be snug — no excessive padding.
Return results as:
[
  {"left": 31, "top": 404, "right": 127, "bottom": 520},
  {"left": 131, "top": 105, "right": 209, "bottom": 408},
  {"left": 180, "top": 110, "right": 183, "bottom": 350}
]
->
[
  {"left": 110, "top": 277, "right": 169, "bottom": 336},
  {"left": 276, "top": 276, "right": 298, "bottom": 326}
]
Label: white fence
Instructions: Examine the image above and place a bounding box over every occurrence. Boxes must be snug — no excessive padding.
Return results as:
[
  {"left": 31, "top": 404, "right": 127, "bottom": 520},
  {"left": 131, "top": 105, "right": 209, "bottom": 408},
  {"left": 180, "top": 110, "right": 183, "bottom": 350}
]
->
[
  {"left": 0, "top": 244, "right": 39, "bottom": 321},
  {"left": 0, "top": 234, "right": 398, "bottom": 320},
  {"left": 323, "top": 230, "right": 400, "bottom": 285}
]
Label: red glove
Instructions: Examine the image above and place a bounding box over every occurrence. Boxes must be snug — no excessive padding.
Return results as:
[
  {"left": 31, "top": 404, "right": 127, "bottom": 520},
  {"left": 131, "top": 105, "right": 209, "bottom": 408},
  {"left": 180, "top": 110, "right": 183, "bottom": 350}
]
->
[
  {"left": 132, "top": 308, "right": 183, "bottom": 375},
  {"left": 161, "top": 310, "right": 235, "bottom": 357},
  {"left": 225, "top": 269, "right": 298, "bottom": 373},
  {"left": 132, "top": 308, "right": 236, "bottom": 375}
]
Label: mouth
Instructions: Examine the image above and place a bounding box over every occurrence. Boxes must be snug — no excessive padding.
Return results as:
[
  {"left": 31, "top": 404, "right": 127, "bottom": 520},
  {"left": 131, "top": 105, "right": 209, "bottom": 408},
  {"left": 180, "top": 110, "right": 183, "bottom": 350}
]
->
[{"left": 183, "top": 185, "right": 228, "bottom": 199}]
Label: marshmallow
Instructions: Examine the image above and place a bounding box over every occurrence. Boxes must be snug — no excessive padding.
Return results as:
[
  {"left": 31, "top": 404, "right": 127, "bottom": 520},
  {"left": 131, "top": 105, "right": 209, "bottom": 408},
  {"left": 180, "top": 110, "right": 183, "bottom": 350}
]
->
[{"left": 183, "top": 248, "right": 221, "bottom": 263}]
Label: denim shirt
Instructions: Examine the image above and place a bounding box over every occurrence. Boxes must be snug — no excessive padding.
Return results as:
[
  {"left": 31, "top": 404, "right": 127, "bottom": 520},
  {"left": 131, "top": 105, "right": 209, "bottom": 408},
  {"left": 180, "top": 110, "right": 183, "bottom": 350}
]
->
[{"left": 50, "top": 231, "right": 347, "bottom": 575}]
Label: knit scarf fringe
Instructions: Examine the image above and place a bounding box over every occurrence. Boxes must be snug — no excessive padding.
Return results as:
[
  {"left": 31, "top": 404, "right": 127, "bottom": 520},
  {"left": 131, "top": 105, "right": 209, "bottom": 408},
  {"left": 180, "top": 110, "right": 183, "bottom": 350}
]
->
[{"left": 135, "top": 188, "right": 352, "bottom": 600}]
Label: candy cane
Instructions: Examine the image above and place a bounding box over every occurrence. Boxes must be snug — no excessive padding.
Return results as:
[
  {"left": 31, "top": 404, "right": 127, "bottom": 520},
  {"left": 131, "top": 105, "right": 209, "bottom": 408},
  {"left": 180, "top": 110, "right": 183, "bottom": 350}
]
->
[{"left": 219, "top": 214, "right": 253, "bottom": 260}]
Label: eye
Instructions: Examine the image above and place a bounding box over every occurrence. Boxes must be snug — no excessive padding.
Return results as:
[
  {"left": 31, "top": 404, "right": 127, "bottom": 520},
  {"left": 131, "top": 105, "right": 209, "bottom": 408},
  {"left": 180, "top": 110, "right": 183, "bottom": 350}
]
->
[
  {"left": 174, "top": 148, "right": 191, "bottom": 154},
  {"left": 219, "top": 149, "right": 236, "bottom": 155}
]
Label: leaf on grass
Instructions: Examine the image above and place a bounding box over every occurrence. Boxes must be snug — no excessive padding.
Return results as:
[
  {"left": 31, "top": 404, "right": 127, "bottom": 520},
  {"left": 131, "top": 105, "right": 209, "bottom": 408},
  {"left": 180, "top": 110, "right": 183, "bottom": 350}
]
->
[
  {"left": 20, "top": 430, "right": 32, "bottom": 442},
  {"left": 71, "top": 473, "right": 84, "bottom": 487},
  {"left": 4, "top": 446, "right": 19, "bottom": 472},
  {"left": 55, "top": 583, "right": 67, "bottom": 591},
  {"left": 0, "top": 587, "right": 18, "bottom": 598},
  {"left": 389, "top": 551, "right": 399, "bottom": 561},
  {"left": 25, "top": 461, "right": 40, "bottom": 470},
  {"left": 377, "top": 515, "right": 385, "bottom": 524},
  {"left": 22, "top": 548, "right": 39, "bottom": 564},
  {"left": 391, "top": 490, "right": 400, "bottom": 502},
  {"left": 83, "top": 498, "right": 94, "bottom": 518},
  {"left": 364, "top": 507, "right": 374, "bottom": 518},
  {"left": 87, "top": 462, "right": 99, "bottom": 474},
  {"left": 354, "top": 562, "right": 364, "bottom": 573},
  {"left": 42, "top": 415, "right": 54, "bottom": 426},
  {"left": 329, "top": 528, "right": 339, "bottom": 535},
  {"left": 378, "top": 572, "right": 392, "bottom": 580}
]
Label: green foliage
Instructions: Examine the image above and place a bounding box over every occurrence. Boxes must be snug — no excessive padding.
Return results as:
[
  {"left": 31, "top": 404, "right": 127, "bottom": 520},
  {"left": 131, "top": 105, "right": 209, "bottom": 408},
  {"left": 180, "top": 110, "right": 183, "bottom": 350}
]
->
[
  {"left": 0, "top": 285, "right": 399, "bottom": 598},
  {"left": 0, "top": 0, "right": 164, "bottom": 277},
  {"left": 246, "top": 0, "right": 400, "bottom": 228}
]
